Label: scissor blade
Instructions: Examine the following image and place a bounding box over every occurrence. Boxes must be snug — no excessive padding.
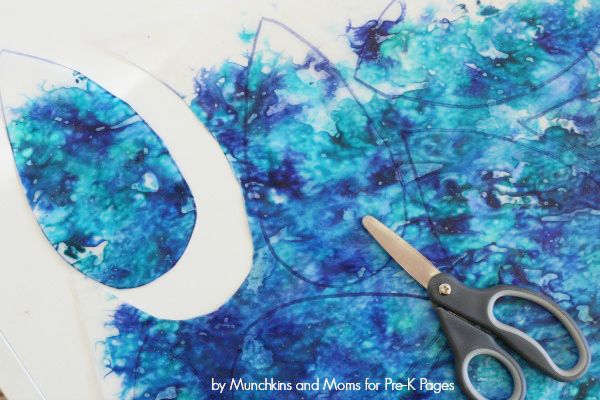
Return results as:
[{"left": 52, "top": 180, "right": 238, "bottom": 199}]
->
[{"left": 362, "top": 215, "right": 441, "bottom": 288}]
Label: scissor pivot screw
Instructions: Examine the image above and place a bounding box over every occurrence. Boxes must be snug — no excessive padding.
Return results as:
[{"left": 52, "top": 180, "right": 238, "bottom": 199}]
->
[{"left": 438, "top": 283, "right": 452, "bottom": 296}]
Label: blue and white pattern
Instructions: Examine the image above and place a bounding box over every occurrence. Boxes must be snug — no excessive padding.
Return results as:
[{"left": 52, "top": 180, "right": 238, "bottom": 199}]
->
[
  {"left": 3, "top": 0, "right": 598, "bottom": 398},
  {"left": 101, "top": 1, "right": 600, "bottom": 398}
]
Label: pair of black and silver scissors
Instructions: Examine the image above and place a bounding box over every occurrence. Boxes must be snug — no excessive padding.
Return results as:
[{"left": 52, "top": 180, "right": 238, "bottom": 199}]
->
[{"left": 362, "top": 216, "right": 591, "bottom": 400}]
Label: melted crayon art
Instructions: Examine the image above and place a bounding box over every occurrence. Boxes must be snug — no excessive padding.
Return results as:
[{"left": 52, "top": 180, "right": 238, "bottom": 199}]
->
[
  {"left": 2, "top": 56, "right": 196, "bottom": 288},
  {"left": 99, "top": 0, "right": 598, "bottom": 398}
]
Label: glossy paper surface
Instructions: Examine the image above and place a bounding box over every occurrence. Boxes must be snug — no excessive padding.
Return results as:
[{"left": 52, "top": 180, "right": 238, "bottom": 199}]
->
[{"left": 100, "top": 1, "right": 599, "bottom": 398}]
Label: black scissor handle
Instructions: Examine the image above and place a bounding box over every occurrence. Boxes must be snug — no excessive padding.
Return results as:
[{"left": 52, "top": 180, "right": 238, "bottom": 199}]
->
[
  {"left": 436, "top": 307, "right": 525, "bottom": 400},
  {"left": 428, "top": 273, "right": 591, "bottom": 382}
]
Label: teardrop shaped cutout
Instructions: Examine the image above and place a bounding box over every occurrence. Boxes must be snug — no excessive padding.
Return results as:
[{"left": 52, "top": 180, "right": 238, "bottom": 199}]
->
[{"left": 0, "top": 51, "right": 196, "bottom": 288}]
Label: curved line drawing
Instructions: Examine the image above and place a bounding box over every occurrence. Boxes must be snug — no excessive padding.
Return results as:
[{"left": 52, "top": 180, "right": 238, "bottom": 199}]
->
[{"left": 242, "top": 17, "right": 408, "bottom": 288}]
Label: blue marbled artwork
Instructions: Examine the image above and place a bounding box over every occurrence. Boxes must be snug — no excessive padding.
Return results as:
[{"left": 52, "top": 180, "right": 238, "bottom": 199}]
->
[
  {"left": 2, "top": 55, "right": 196, "bottom": 288},
  {"left": 102, "top": 0, "right": 598, "bottom": 398}
]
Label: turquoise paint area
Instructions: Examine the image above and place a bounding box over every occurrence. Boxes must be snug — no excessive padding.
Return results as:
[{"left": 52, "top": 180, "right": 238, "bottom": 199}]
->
[
  {"left": 3, "top": 61, "right": 196, "bottom": 288},
  {"left": 103, "top": 1, "right": 598, "bottom": 398},
  {"left": 350, "top": 0, "right": 599, "bottom": 107}
]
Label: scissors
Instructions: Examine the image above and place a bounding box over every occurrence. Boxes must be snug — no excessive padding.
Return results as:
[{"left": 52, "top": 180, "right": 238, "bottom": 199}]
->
[{"left": 362, "top": 216, "right": 591, "bottom": 400}]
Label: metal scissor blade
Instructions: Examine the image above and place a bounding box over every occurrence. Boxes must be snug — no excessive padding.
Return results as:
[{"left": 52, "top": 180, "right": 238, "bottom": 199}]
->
[{"left": 362, "top": 215, "right": 441, "bottom": 288}]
